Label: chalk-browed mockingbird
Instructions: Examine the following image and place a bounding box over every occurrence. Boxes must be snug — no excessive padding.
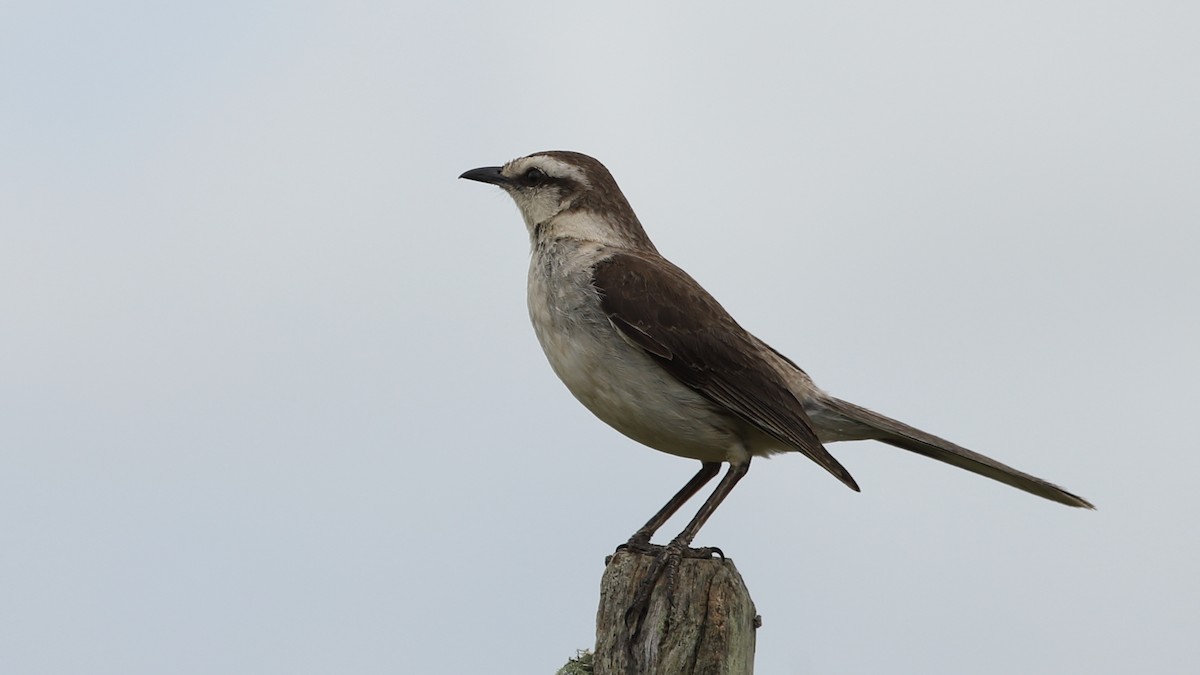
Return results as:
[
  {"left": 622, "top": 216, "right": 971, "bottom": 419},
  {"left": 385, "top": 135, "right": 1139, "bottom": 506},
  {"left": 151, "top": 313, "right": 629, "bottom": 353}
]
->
[{"left": 460, "top": 150, "right": 1092, "bottom": 565}]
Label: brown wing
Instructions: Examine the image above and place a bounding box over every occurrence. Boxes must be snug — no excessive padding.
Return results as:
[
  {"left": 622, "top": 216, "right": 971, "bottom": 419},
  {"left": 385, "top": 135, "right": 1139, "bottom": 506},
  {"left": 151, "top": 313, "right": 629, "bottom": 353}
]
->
[{"left": 592, "top": 252, "right": 859, "bottom": 491}]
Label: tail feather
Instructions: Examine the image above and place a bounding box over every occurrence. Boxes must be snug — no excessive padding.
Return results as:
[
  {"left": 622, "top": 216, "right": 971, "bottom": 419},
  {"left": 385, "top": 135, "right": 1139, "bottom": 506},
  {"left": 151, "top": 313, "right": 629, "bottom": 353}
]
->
[{"left": 821, "top": 397, "right": 1094, "bottom": 509}]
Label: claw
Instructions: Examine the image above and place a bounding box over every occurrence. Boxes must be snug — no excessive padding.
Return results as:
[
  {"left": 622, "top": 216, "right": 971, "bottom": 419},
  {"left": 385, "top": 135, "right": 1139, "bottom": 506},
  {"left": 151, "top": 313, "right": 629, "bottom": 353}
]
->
[{"left": 686, "top": 545, "right": 723, "bottom": 560}]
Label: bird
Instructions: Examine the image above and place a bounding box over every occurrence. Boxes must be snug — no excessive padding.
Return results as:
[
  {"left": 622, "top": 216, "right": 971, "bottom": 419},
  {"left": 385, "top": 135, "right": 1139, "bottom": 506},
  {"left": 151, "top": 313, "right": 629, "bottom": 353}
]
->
[{"left": 459, "top": 150, "right": 1093, "bottom": 580}]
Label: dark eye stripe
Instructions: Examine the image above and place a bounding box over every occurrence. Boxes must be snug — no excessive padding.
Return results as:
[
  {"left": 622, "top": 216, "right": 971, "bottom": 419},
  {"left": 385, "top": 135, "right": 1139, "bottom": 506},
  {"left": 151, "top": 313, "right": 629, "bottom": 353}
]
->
[{"left": 521, "top": 167, "right": 547, "bottom": 187}]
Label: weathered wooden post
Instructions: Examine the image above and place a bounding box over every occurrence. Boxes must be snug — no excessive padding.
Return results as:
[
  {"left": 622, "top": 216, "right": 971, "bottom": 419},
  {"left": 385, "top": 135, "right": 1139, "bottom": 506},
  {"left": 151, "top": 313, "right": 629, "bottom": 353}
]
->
[{"left": 593, "top": 550, "right": 758, "bottom": 674}]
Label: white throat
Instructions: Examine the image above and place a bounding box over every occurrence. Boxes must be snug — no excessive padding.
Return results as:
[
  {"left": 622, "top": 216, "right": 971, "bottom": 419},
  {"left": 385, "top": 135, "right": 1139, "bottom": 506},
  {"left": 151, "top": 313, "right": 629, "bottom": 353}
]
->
[{"left": 530, "top": 209, "right": 640, "bottom": 250}]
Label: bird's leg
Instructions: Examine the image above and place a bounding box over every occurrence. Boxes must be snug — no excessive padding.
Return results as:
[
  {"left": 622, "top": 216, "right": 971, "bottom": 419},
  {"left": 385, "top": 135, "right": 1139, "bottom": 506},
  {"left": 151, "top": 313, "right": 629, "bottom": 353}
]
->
[
  {"left": 620, "top": 461, "right": 721, "bottom": 555},
  {"left": 624, "top": 461, "right": 751, "bottom": 633}
]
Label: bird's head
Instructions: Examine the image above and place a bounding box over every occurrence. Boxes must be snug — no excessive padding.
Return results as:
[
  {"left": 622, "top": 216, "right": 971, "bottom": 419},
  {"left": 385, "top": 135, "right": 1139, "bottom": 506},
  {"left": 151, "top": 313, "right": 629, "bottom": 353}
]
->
[{"left": 460, "top": 151, "right": 655, "bottom": 251}]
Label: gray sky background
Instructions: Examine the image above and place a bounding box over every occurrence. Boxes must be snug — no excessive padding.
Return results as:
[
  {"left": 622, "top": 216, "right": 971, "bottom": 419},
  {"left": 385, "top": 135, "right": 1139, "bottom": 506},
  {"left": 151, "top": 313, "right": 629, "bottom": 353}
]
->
[{"left": 2, "top": 2, "right": 1197, "bottom": 673}]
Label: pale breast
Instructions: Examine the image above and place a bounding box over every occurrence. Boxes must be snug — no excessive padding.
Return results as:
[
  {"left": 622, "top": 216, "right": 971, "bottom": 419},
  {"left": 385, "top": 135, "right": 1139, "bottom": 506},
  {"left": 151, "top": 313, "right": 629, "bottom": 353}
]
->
[{"left": 526, "top": 241, "right": 746, "bottom": 463}]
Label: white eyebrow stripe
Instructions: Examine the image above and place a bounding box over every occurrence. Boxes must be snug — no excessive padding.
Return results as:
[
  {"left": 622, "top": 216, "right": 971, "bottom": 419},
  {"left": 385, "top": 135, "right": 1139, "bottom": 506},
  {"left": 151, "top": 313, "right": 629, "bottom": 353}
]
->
[{"left": 504, "top": 155, "right": 592, "bottom": 188}]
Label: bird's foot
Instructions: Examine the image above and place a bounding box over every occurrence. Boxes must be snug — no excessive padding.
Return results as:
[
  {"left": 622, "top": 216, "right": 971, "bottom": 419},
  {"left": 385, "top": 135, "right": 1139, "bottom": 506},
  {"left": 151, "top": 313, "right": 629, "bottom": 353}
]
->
[
  {"left": 614, "top": 532, "right": 661, "bottom": 557},
  {"left": 684, "top": 545, "right": 724, "bottom": 560},
  {"left": 614, "top": 533, "right": 723, "bottom": 560},
  {"left": 620, "top": 537, "right": 723, "bottom": 636}
]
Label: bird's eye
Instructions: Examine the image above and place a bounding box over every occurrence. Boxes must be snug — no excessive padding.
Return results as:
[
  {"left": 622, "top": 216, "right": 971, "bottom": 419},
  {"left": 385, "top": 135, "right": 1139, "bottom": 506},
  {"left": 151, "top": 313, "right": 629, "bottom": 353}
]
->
[{"left": 521, "top": 168, "right": 547, "bottom": 187}]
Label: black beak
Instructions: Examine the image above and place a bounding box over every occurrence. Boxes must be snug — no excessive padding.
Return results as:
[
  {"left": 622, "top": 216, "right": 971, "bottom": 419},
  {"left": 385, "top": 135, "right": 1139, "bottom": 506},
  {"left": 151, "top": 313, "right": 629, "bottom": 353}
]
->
[{"left": 459, "top": 166, "right": 510, "bottom": 186}]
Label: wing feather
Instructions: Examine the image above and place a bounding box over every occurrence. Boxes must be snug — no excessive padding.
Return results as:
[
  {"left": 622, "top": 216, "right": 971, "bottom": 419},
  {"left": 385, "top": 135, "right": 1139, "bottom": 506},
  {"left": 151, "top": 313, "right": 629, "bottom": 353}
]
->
[{"left": 592, "top": 252, "right": 859, "bottom": 491}]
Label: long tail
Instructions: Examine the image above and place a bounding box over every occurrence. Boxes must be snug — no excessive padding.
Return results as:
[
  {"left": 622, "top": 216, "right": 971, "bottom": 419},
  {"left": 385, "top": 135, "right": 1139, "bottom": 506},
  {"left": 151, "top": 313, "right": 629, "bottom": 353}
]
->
[{"left": 817, "top": 396, "right": 1094, "bottom": 509}]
